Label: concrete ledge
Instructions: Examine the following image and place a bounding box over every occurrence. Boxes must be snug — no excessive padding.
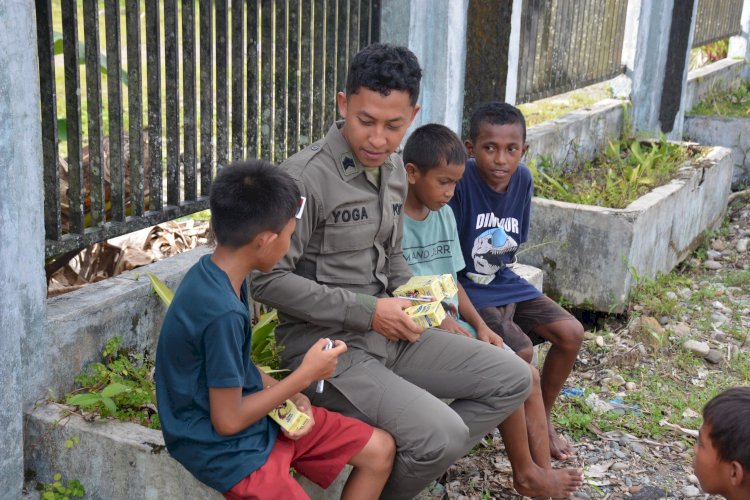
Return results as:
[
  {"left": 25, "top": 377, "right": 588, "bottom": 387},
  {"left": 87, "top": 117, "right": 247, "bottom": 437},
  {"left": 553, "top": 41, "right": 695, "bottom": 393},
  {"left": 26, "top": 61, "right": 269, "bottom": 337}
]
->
[
  {"left": 510, "top": 263, "right": 543, "bottom": 293},
  {"left": 523, "top": 145, "right": 733, "bottom": 312},
  {"left": 685, "top": 115, "right": 750, "bottom": 188},
  {"left": 28, "top": 247, "right": 211, "bottom": 410},
  {"left": 527, "top": 98, "right": 627, "bottom": 167},
  {"left": 24, "top": 403, "right": 347, "bottom": 499},
  {"left": 685, "top": 58, "right": 745, "bottom": 111}
]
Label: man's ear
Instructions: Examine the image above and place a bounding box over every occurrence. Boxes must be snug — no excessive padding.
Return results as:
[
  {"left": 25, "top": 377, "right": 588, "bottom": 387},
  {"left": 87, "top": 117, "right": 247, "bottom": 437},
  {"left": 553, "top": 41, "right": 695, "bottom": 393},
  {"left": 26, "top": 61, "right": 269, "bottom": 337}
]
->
[
  {"left": 336, "top": 91, "right": 348, "bottom": 120},
  {"left": 405, "top": 162, "right": 419, "bottom": 184},
  {"left": 407, "top": 103, "right": 421, "bottom": 125},
  {"left": 464, "top": 140, "right": 475, "bottom": 157},
  {"left": 729, "top": 460, "right": 745, "bottom": 486}
]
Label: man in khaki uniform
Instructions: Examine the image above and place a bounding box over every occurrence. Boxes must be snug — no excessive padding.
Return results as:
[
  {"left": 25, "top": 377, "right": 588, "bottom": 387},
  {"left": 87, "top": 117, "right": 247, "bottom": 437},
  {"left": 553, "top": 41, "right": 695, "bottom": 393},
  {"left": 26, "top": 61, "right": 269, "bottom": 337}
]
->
[{"left": 252, "top": 43, "right": 531, "bottom": 499}]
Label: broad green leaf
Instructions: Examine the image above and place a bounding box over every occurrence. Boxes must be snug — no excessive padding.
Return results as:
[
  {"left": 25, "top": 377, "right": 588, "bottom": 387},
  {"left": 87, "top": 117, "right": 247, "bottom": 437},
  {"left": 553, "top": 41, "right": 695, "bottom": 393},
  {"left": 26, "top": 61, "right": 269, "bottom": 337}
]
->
[
  {"left": 67, "top": 393, "right": 101, "bottom": 408},
  {"left": 148, "top": 273, "right": 174, "bottom": 306},
  {"left": 101, "top": 396, "right": 117, "bottom": 414},
  {"left": 101, "top": 382, "right": 129, "bottom": 398}
]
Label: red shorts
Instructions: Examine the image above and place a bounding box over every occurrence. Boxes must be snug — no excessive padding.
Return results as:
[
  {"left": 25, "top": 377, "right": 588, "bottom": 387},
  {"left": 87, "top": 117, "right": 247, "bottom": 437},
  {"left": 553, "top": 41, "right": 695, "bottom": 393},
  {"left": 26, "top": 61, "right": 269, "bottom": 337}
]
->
[{"left": 224, "top": 406, "right": 374, "bottom": 500}]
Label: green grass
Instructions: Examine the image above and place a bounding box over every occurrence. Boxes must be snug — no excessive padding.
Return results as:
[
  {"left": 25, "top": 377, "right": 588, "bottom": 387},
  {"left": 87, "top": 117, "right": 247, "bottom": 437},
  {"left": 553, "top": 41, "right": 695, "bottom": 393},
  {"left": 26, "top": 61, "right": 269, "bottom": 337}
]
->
[
  {"left": 529, "top": 137, "right": 697, "bottom": 209},
  {"left": 689, "top": 79, "right": 750, "bottom": 118},
  {"left": 519, "top": 82, "right": 613, "bottom": 127}
]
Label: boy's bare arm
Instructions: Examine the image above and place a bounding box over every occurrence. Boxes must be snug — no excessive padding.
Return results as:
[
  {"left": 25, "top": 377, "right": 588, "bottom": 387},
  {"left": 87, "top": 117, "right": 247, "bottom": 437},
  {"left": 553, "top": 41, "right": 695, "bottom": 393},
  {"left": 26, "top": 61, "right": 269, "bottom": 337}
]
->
[
  {"left": 209, "top": 339, "right": 346, "bottom": 436},
  {"left": 456, "top": 282, "right": 504, "bottom": 347}
]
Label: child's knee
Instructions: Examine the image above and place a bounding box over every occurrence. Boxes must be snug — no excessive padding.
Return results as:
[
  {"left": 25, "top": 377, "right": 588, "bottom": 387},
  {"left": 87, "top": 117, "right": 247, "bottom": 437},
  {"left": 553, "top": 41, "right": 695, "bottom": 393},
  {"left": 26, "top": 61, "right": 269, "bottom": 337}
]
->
[
  {"left": 369, "top": 428, "right": 396, "bottom": 472},
  {"left": 517, "top": 346, "right": 534, "bottom": 363}
]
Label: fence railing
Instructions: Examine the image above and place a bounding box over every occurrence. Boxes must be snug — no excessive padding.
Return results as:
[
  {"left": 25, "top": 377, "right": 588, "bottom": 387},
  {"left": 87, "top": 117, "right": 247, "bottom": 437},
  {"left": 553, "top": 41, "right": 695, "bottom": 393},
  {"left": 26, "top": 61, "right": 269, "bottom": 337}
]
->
[
  {"left": 516, "top": 0, "right": 629, "bottom": 104},
  {"left": 692, "top": 0, "right": 743, "bottom": 48},
  {"left": 38, "top": 0, "right": 380, "bottom": 258}
]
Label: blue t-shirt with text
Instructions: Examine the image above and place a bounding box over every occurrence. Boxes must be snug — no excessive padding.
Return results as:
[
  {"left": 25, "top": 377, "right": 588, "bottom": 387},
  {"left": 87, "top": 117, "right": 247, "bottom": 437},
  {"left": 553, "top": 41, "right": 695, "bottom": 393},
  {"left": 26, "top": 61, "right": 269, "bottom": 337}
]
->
[
  {"left": 155, "top": 254, "right": 277, "bottom": 493},
  {"left": 448, "top": 158, "right": 541, "bottom": 309}
]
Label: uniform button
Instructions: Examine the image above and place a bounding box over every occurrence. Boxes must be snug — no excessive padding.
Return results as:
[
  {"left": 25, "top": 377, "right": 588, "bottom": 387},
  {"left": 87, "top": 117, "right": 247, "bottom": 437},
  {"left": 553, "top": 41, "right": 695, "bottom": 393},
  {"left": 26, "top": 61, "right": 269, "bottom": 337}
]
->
[{"left": 310, "top": 145, "right": 319, "bottom": 150}]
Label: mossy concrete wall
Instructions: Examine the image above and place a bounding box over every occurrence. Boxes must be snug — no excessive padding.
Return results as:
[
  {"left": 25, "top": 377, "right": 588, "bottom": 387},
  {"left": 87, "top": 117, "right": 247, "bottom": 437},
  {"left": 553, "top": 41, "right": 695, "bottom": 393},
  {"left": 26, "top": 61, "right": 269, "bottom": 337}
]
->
[
  {"left": 684, "top": 115, "right": 750, "bottom": 188},
  {"left": 684, "top": 58, "right": 745, "bottom": 111}
]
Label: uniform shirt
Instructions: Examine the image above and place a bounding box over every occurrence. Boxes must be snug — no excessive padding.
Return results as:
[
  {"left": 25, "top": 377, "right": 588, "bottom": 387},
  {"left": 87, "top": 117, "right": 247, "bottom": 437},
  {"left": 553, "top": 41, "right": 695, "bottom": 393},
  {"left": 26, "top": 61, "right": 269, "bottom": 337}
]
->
[
  {"left": 251, "top": 122, "right": 413, "bottom": 365},
  {"left": 449, "top": 158, "right": 542, "bottom": 309},
  {"left": 402, "top": 206, "right": 475, "bottom": 335},
  {"left": 155, "top": 254, "right": 277, "bottom": 493}
]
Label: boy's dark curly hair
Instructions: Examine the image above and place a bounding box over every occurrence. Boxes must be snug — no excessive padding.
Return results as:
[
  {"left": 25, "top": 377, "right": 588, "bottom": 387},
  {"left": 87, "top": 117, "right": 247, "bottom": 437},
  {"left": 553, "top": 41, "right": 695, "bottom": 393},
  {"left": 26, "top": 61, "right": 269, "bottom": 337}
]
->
[
  {"left": 403, "top": 123, "right": 466, "bottom": 172},
  {"left": 703, "top": 386, "right": 750, "bottom": 470},
  {"left": 468, "top": 101, "right": 527, "bottom": 142},
  {"left": 346, "top": 43, "right": 422, "bottom": 105}
]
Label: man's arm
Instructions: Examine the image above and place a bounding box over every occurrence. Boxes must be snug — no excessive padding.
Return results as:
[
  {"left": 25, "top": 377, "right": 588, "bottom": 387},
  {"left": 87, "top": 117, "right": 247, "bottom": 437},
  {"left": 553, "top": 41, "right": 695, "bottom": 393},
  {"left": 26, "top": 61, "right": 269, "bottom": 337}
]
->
[{"left": 251, "top": 184, "right": 376, "bottom": 333}]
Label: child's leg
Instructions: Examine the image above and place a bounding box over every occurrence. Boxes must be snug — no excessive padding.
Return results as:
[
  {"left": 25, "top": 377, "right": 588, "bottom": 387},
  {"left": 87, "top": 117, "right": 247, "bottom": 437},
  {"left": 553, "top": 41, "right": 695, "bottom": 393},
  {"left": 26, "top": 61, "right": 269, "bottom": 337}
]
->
[
  {"left": 499, "top": 371, "right": 583, "bottom": 498},
  {"left": 514, "top": 296, "right": 584, "bottom": 460},
  {"left": 342, "top": 428, "right": 395, "bottom": 500}
]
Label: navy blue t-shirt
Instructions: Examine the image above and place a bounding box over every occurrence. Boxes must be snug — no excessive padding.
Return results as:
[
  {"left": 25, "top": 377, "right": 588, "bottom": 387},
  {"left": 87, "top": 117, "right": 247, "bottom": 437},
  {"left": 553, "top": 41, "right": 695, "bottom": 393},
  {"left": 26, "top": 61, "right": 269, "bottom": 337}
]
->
[
  {"left": 449, "top": 158, "right": 542, "bottom": 309},
  {"left": 155, "top": 254, "right": 277, "bottom": 492}
]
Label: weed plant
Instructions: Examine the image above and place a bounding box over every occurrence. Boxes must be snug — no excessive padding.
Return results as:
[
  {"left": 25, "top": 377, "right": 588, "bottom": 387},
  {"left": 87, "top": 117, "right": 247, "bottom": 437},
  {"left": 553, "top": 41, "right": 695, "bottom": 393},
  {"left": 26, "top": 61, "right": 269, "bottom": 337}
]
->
[
  {"left": 690, "top": 79, "right": 750, "bottom": 118},
  {"left": 528, "top": 137, "right": 696, "bottom": 209}
]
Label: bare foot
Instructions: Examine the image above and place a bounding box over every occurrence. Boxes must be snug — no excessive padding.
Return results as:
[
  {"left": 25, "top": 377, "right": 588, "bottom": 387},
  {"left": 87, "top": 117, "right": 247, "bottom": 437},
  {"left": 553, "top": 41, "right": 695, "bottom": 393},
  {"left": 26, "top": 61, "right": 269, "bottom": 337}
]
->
[
  {"left": 513, "top": 466, "right": 583, "bottom": 498},
  {"left": 549, "top": 429, "right": 574, "bottom": 461}
]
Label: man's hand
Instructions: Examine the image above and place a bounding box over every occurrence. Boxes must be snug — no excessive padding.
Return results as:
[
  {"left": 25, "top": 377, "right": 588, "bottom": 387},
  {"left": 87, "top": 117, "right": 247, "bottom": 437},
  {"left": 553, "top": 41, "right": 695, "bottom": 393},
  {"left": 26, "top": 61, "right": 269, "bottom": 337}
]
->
[
  {"left": 477, "top": 325, "right": 505, "bottom": 347},
  {"left": 439, "top": 316, "right": 472, "bottom": 337},
  {"left": 282, "top": 393, "right": 315, "bottom": 440},
  {"left": 372, "top": 297, "right": 423, "bottom": 342}
]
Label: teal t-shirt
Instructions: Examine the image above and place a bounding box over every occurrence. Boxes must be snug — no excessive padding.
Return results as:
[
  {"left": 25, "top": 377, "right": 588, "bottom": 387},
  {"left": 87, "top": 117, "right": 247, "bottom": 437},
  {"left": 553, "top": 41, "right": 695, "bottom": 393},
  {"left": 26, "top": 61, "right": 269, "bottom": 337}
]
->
[
  {"left": 155, "top": 254, "right": 277, "bottom": 492},
  {"left": 402, "top": 206, "right": 476, "bottom": 336}
]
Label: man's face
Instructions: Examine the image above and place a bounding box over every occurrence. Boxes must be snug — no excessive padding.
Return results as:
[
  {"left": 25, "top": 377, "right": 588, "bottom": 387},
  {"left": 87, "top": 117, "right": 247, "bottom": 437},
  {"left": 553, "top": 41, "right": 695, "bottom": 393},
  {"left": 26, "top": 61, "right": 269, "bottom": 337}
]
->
[
  {"left": 465, "top": 122, "right": 528, "bottom": 193},
  {"left": 407, "top": 162, "right": 465, "bottom": 212},
  {"left": 693, "top": 423, "right": 728, "bottom": 496},
  {"left": 337, "top": 87, "right": 419, "bottom": 168}
]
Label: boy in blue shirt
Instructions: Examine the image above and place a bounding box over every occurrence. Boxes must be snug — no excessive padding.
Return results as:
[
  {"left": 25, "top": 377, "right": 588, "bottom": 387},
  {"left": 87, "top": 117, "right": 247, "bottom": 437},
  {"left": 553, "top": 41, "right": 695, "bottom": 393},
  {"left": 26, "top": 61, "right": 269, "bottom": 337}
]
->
[
  {"left": 402, "top": 124, "right": 582, "bottom": 498},
  {"left": 449, "top": 102, "right": 584, "bottom": 460},
  {"left": 155, "top": 160, "right": 395, "bottom": 499}
]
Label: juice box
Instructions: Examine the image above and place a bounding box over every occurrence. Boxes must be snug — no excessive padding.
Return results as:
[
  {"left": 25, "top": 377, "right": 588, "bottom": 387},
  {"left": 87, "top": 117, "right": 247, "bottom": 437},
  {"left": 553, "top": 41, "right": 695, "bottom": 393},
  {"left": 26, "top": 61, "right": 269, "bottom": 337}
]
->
[
  {"left": 393, "top": 276, "right": 447, "bottom": 302},
  {"left": 438, "top": 274, "right": 458, "bottom": 298},
  {"left": 268, "top": 399, "right": 310, "bottom": 433},
  {"left": 404, "top": 301, "right": 447, "bottom": 329}
]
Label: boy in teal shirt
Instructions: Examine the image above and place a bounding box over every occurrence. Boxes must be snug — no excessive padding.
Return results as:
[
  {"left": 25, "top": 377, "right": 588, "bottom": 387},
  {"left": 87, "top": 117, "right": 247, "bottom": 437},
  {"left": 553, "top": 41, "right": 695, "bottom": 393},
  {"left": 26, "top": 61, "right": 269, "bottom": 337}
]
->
[{"left": 401, "top": 124, "right": 582, "bottom": 498}]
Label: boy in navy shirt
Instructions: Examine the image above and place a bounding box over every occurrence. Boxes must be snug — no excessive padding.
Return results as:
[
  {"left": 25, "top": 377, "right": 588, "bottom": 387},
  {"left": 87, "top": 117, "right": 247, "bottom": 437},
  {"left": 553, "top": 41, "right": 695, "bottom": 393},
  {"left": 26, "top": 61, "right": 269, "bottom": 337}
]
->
[
  {"left": 402, "top": 123, "right": 582, "bottom": 497},
  {"left": 449, "top": 102, "right": 584, "bottom": 460},
  {"left": 693, "top": 387, "right": 750, "bottom": 499},
  {"left": 155, "top": 161, "right": 395, "bottom": 499}
]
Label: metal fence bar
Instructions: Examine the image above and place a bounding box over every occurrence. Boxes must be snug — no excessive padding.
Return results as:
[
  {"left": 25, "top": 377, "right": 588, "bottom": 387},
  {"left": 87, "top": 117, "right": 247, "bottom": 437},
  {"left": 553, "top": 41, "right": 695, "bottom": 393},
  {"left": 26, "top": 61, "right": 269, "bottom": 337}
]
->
[
  {"left": 231, "top": 0, "right": 245, "bottom": 161},
  {"left": 313, "top": 0, "right": 326, "bottom": 139},
  {"left": 324, "top": 0, "right": 337, "bottom": 127},
  {"left": 288, "top": 0, "right": 300, "bottom": 153},
  {"left": 104, "top": 0, "right": 125, "bottom": 222},
  {"left": 82, "top": 0, "right": 105, "bottom": 230},
  {"left": 164, "top": 0, "right": 180, "bottom": 207},
  {"left": 36, "top": 0, "right": 61, "bottom": 240},
  {"left": 216, "top": 0, "right": 229, "bottom": 170},
  {"left": 200, "top": 0, "right": 213, "bottom": 196},
  {"left": 275, "top": 0, "right": 288, "bottom": 161},
  {"left": 337, "top": 0, "right": 349, "bottom": 94},
  {"left": 61, "top": 0, "right": 84, "bottom": 234},
  {"left": 260, "top": 0, "right": 274, "bottom": 160},
  {"left": 299, "top": 0, "right": 312, "bottom": 147},
  {"left": 247, "top": 0, "right": 259, "bottom": 157},
  {"left": 145, "top": 1, "right": 163, "bottom": 211},
  {"left": 693, "top": 0, "right": 743, "bottom": 48},
  {"left": 183, "top": 0, "right": 197, "bottom": 201},
  {"left": 125, "top": 0, "right": 144, "bottom": 217}
]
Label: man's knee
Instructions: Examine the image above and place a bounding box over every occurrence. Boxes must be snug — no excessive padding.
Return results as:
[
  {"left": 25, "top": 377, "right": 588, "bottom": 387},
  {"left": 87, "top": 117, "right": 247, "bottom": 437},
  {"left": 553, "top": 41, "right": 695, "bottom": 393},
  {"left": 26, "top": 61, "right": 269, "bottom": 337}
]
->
[
  {"left": 478, "top": 348, "right": 533, "bottom": 408},
  {"left": 402, "top": 410, "right": 470, "bottom": 468}
]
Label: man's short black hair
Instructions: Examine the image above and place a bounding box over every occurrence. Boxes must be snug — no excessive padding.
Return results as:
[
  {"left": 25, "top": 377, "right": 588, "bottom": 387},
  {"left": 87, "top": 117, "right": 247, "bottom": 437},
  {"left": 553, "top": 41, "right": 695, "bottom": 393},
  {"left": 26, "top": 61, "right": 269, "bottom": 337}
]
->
[
  {"left": 346, "top": 43, "right": 422, "bottom": 106},
  {"left": 403, "top": 124, "right": 466, "bottom": 173},
  {"left": 468, "top": 101, "right": 527, "bottom": 142},
  {"left": 209, "top": 160, "right": 300, "bottom": 249},
  {"left": 703, "top": 386, "right": 750, "bottom": 470}
]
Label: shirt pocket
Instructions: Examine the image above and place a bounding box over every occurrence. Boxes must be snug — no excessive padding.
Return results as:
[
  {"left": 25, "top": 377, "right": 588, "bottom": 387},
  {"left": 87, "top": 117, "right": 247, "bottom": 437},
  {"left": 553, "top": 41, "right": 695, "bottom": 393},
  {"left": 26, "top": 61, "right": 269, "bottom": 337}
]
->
[{"left": 317, "top": 220, "right": 378, "bottom": 285}]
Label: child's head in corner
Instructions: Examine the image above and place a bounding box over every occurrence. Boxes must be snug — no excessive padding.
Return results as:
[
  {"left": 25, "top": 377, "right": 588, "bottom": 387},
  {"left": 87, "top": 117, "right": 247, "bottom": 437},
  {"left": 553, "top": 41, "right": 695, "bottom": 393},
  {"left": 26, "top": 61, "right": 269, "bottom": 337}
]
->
[
  {"left": 209, "top": 160, "right": 300, "bottom": 272},
  {"left": 403, "top": 123, "right": 466, "bottom": 217},
  {"left": 465, "top": 101, "right": 529, "bottom": 193},
  {"left": 693, "top": 386, "right": 750, "bottom": 499}
]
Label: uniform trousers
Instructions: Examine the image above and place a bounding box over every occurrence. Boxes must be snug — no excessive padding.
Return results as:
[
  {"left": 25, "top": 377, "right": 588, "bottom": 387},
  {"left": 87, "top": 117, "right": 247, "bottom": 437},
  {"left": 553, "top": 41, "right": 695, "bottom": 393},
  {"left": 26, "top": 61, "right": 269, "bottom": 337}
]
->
[{"left": 306, "top": 329, "right": 532, "bottom": 500}]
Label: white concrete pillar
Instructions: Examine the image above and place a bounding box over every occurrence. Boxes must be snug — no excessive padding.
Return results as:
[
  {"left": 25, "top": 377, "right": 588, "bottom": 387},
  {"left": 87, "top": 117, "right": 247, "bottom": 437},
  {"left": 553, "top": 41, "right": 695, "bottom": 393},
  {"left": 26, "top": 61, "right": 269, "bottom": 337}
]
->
[
  {"left": 629, "top": 0, "right": 698, "bottom": 139},
  {"left": 728, "top": 0, "right": 750, "bottom": 78},
  {"left": 380, "top": 0, "right": 470, "bottom": 137},
  {"left": 504, "top": 0, "right": 524, "bottom": 106},
  {"left": 0, "top": 0, "right": 47, "bottom": 495}
]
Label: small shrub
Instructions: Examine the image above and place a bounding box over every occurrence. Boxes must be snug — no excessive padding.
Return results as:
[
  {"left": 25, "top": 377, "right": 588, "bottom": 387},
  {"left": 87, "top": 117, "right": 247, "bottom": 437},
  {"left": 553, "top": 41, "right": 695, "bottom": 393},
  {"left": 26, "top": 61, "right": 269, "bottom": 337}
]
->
[{"left": 37, "top": 473, "right": 84, "bottom": 500}]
